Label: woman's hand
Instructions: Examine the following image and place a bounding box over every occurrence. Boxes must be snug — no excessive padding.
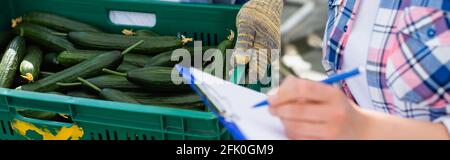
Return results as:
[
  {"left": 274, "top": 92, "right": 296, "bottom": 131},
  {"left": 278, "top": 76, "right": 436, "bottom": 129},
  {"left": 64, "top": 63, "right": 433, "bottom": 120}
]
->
[
  {"left": 269, "top": 76, "right": 450, "bottom": 140},
  {"left": 268, "top": 76, "right": 369, "bottom": 140}
]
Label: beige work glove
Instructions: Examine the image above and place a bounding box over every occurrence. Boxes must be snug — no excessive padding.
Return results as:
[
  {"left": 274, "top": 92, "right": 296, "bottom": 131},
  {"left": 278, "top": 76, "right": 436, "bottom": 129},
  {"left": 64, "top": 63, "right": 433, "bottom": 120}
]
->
[{"left": 232, "top": 0, "right": 284, "bottom": 83}]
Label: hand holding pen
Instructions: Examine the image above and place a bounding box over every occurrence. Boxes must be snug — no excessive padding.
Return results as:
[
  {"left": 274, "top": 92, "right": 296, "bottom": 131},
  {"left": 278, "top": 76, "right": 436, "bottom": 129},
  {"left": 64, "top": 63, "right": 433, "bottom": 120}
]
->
[
  {"left": 254, "top": 67, "right": 364, "bottom": 108},
  {"left": 265, "top": 67, "right": 366, "bottom": 140}
]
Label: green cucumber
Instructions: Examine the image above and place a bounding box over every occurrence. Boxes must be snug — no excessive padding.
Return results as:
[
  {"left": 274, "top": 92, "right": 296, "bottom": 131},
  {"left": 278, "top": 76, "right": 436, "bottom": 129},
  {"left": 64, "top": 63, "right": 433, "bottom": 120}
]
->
[
  {"left": 145, "top": 46, "right": 215, "bottom": 67},
  {"left": 142, "top": 102, "right": 204, "bottom": 111},
  {"left": 204, "top": 33, "right": 235, "bottom": 67},
  {"left": 18, "top": 40, "right": 144, "bottom": 92},
  {"left": 103, "top": 67, "right": 192, "bottom": 93},
  {"left": 135, "top": 30, "right": 160, "bottom": 37},
  {"left": 42, "top": 52, "right": 62, "bottom": 72},
  {"left": 43, "top": 52, "right": 59, "bottom": 66},
  {"left": 145, "top": 50, "right": 181, "bottom": 67},
  {"left": 57, "top": 74, "right": 141, "bottom": 91},
  {"left": 124, "top": 54, "right": 153, "bottom": 67},
  {"left": 57, "top": 49, "right": 152, "bottom": 67},
  {"left": 117, "top": 62, "right": 140, "bottom": 72},
  {"left": 19, "top": 51, "right": 123, "bottom": 92},
  {"left": 19, "top": 45, "right": 43, "bottom": 82},
  {"left": 66, "top": 89, "right": 102, "bottom": 100},
  {"left": 123, "top": 92, "right": 204, "bottom": 111},
  {"left": 18, "top": 110, "right": 59, "bottom": 120},
  {"left": 77, "top": 77, "right": 139, "bottom": 104},
  {"left": 68, "top": 32, "right": 183, "bottom": 54},
  {"left": 14, "top": 23, "right": 75, "bottom": 52},
  {"left": 0, "top": 36, "right": 26, "bottom": 88},
  {"left": 22, "top": 11, "right": 103, "bottom": 32},
  {"left": 56, "top": 49, "right": 105, "bottom": 67},
  {"left": 203, "top": 33, "right": 235, "bottom": 78},
  {"left": 17, "top": 91, "right": 63, "bottom": 120},
  {"left": 124, "top": 92, "right": 201, "bottom": 105},
  {"left": 100, "top": 88, "right": 140, "bottom": 104}
]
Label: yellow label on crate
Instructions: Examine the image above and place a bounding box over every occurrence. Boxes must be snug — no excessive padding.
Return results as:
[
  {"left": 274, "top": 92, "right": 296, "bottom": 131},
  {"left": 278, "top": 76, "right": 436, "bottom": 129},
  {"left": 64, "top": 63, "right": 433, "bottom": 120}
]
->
[{"left": 11, "top": 119, "right": 84, "bottom": 140}]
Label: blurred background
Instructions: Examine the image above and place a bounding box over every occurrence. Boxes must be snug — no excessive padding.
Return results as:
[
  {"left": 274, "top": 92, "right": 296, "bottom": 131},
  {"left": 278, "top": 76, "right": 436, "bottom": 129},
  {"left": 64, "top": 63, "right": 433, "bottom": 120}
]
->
[{"left": 160, "top": 0, "right": 328, "bottom": 81}]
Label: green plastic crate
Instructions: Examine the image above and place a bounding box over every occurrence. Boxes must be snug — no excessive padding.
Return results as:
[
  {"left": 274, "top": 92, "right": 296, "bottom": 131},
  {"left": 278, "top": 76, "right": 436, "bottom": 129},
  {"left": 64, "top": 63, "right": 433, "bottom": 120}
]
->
[{"left": 0, "top": 0, "right": 241, "bottom": 140}]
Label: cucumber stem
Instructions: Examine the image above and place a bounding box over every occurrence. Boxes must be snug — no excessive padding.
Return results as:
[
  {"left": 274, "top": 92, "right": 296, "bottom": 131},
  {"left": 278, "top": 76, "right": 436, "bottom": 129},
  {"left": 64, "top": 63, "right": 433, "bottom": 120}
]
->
[
  {"left": 102, "top": 68, "right": 127, "bottom": 77},
  {"left": 51, "top": 32, "right": 68, "bottom": 36},
  {"left": 181, "top": 35, "right": 193, "bottom": 45},
  {"left": 77, "top": 77, "right": 102, "bottom": 93},
  {"left": 56, "top": 82, "right": 82, "bottom": 87},
  {"left": 121, "top": 40, "right": 144, "bottom": 55},
  {"left": 122, "top": 29, "right": 136, "bottom": 36},
  {"left": 20, "top": 73, "right": 34, "bottom": 82},
  {"left": 11, "top": 17, "right": 22, "bottom": 28},
  {"left": 228, "top": 30, "right": 235, "bottom": 41},
  {"left": 20, "top": 28, "right": 24, "bottom": 37}
]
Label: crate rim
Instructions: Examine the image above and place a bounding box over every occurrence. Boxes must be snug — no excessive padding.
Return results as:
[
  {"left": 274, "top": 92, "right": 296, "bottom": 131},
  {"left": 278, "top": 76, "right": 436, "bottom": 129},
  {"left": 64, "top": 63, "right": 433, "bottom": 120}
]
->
[
  {"left": 0, "top": 88, "right": 217, "bottom": 120},
  {"left": 0, "top": 0, "right": 242, "bottom": 140}
]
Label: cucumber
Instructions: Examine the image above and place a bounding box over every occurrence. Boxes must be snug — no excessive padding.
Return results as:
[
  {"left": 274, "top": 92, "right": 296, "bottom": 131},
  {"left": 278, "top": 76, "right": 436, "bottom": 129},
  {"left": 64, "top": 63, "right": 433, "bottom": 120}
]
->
[
  {"left": 101, "top": 88, "right": 140, "bottom": 104},
  {"left": 56, "top": 49, "right": 105, "bottom": 67},
  {"left": 57, "top": 74, "right": 141, "bottom": 91},
  {"left": 143, "top": 102, "right": 204, "bottom": 111},
  {"left": 0, "top": 36, "right": 26, "bottom": 88},
  {"left": 57, "top": 49, "right": 152, "bottom": 67},
  {"left": 124, "top": 54, "right": 153, "bottom": 67},
  {"left": 204, "top": 32, "right": 235, "bottom": 67},
  {"left": 18, "top": 110, "right": 59, "bottom": 120},
  {"left": 124, "top": 92, "right": 201, "bottom": 105},
  {"left": 123, "top": 92, "right": 204, "bottom": 111},
  {"left": 145, "top": 46, "right": 214, "bottom": 67},
  {"left": 14, "top": 23, "right": 75, "bottom": 52},
  {"left": 68, "top": 32, "right": 183, "bottom": 54},
  {"left": 145, "top": 50, "right": 180, "bottom": 67},
  {"left": 19, "top": 45, "right": 43, "bottom": 82},
  {"left": 18, "top": 40, "right": 144, "bottom": 92},
  {"left": 22, "top": 11, "right": 103, "bottom": 32},
  {"left": 42, "top": 52, "right": 62, "bottom": 72},
  {"left": 135, "top": 30, "right": 160, "bottom": 37},
  {"left": 0, "top": 31, "right": 14, "bottom": 52},
  {"left": 103, "top": 67, "right": 192, "bottom": 93},
  {"left": 19, "top": 51, "right": 123, "bottom": 92},
  {"left": 117, "top": 62, "right": 140, "bottom": 72},
  {"left": 66, "top": 89, "right": 102, "bottom": 99},
  {"left": 17, "top": 91, "right": 63, "bottom": 120},
  {"left": 43, "top": 52, "right": 59, "bottom": 66},
  {"left": 77, "top": 77, "right": 139, "bottom": 104}
]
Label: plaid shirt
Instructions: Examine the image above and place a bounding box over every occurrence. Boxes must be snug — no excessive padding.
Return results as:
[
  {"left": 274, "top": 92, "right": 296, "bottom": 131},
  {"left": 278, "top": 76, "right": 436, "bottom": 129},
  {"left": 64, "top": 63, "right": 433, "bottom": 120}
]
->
[{"left": 323, "top": 0, "right": 450, "bottom": 129}]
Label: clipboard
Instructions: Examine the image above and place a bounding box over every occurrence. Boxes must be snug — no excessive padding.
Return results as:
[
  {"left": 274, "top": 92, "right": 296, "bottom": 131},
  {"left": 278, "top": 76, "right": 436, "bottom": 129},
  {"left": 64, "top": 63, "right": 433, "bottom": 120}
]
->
[{"left": 176, "top": 65, "right": 286, "bottom": 140}]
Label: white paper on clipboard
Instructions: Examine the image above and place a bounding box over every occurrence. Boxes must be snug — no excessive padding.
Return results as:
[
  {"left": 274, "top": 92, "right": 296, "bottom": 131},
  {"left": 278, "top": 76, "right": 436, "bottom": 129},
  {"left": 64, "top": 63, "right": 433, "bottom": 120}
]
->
[{"left": 187, "top": 67, "right": 287, "bottom": 140}]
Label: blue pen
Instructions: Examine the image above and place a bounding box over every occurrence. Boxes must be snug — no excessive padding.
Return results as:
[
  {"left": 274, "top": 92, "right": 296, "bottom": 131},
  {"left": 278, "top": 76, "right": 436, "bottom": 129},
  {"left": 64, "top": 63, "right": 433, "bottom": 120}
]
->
[{"left": 253, "top": 67, "right": 364, "bottom": 108}]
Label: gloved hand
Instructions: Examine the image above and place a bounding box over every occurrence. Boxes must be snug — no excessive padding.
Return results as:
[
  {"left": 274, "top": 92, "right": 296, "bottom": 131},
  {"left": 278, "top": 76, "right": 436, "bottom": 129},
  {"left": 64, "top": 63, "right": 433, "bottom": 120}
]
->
[{"left": 232, "top": 0, "right": 284, "bottom": 83}]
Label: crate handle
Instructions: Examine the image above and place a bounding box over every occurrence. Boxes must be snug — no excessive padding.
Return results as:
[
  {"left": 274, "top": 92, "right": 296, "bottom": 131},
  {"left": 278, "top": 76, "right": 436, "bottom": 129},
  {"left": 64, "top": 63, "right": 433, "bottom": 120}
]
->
[
  {"left": 9, "top": 107, "right": 84, "bottom": 140},
  {"left": 109, "top": 10, "right": 157, "bottom": 27},
  {"left": 9, "top": 107, "right": 73, "bottom": 127}
]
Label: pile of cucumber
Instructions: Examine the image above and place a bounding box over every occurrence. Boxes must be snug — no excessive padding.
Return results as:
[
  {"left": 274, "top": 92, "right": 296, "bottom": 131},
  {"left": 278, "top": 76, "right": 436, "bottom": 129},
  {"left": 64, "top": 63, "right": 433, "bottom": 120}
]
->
[{"left": 0, "top": 11, "right": 235, "bottom": 120}]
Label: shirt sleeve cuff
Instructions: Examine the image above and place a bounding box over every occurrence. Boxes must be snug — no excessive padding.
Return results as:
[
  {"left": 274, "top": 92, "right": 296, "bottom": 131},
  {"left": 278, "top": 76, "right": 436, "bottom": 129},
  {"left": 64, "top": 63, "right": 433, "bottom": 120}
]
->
[{"left": 433, "top": 116, "right": 450, "bottom": 135}]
